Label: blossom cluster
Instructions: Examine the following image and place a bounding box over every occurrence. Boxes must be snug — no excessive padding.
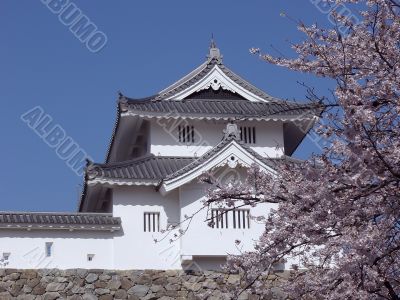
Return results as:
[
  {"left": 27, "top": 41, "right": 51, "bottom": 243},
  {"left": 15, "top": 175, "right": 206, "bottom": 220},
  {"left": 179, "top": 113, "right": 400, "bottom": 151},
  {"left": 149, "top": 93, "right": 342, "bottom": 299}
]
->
[{"left": 209, "top": 1, "right": 400, "bottom": 299}]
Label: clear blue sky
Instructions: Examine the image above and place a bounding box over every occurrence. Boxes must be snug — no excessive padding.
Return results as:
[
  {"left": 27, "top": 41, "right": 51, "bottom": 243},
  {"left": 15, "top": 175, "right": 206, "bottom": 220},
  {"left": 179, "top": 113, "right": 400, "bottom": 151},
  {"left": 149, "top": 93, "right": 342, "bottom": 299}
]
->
[{"left": 0, "top": 1, "right": 334, "bottom": 212}]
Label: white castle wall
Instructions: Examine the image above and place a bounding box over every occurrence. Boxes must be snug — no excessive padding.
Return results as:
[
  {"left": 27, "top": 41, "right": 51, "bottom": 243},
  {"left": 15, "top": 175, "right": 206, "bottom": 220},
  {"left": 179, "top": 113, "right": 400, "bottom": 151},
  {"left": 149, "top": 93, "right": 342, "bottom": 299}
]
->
[
  {"left": 112, "top": 186, "right": 181, "bottom": 270},
  {"left": 0, "top": 230, "right": 114, "bottom": 269},
  {"left": 0, "top": 182, "right": 293, "bottom": 271},
  {"left": 0, "top": 168, "right": 288, "bottom": 271},
  {"left": 150, "top": 120, "right": 285, "bottom": 158},
  {"left": 111, "top": 172, "right": 276, "bottom": 270},
  {"left": 179, "top": 179, "right": 274, "bottom": 259}
]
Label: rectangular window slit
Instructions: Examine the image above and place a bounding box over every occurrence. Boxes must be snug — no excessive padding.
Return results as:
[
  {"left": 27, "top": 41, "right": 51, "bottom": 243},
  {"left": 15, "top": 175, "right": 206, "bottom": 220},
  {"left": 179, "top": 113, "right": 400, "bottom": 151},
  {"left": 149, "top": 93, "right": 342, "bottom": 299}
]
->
[
  {"left": 144, "top": 212, "right": 160, "bottom": 232},
  {"left": 240, "top": 126, "right": 256, "bottom": 144},
  {"left": 178, "top": 124, "right": 195, "bottom": 144},
  {"left": 45, "top": 242, "right": 53, "bottom": 257},
  {"left": 211, "top": 209, "right": 250, "bottom": 229},
  {"left": 87, "top": 254, "right": 95, "bottom": 261}
]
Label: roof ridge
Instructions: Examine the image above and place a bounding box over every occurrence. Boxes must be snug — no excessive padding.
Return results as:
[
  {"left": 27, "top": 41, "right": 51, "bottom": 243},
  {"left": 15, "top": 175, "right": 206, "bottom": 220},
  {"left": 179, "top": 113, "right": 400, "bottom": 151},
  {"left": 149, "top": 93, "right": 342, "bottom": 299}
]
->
[
  {"left": 122, "top": 95, "right": 158, "bottom": 103},
  {"left": 0, "top": 212, "right": 122, "bottom": 231},
  {"left": 87, "top": 155, "right": 196, "bottom": 183},
  {"left": 158, "top": 60, "right": 211, "bottom": 96},
  {"left": 151, "top": 156, "right": 196, "bottom": 160},
  {"left": 94, "top": 155, "right": 196, "bottom": 169},
  {"left": 0, "top": 211, "right": 115, "bottom": 216},
  {"left": 126, "top": 97, "right": 314, "bottom": 106}
]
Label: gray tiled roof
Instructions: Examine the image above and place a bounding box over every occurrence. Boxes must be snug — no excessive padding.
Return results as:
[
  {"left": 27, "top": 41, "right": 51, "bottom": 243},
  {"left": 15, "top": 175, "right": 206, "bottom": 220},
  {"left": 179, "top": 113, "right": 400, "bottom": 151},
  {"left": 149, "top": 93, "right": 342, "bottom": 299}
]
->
[
  {"left": 88, "top": 155, "right": 195, "bottom": 183},
  {"left": 163, "top": 135, "right": 297, "bottom": 181},
  {"left": 89, "top": 138, "right": 302, "bottom": 184},
  {"left": 120, "top": 98, "right": 320, "bottom": 120},
  {"left": 0, "top": 212, "right": 121, "bottom": 231}
]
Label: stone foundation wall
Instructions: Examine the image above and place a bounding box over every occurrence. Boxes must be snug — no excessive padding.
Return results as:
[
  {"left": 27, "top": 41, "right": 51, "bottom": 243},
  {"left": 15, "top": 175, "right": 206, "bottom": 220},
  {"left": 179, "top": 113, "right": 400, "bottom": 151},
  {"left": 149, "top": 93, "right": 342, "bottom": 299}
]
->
[{"left": 0, "top": 269, "right": 275, "bottom": 300}]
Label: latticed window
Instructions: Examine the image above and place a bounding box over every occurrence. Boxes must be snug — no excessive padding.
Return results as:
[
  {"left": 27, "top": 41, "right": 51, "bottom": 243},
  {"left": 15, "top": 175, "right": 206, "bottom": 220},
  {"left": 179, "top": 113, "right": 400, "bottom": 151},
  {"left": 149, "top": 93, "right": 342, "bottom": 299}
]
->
[
  {"left": 144, "top": 212, "right": 160, "bottom": 232},
  {"left": 178, "top": 125, "right": 195, "bottom": 143},
  {"left": 232, "top": 209, "right": 250, "bottom": 229},
  {"left": 211, "top": 209, "right": 250, "bottom": 229},
  {"left": 211, "top": 209, "right": 229, "bottom": 229},
  {"left": 240, "top": 126, "right": 256, "bottom": 144}
]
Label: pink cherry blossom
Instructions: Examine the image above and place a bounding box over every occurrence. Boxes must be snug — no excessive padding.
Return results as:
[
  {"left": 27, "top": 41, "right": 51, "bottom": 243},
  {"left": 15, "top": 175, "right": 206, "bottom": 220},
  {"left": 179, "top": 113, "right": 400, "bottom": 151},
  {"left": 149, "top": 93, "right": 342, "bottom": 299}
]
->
[{"left": 207, "top": 1, "right": 400, "bottom": 299}]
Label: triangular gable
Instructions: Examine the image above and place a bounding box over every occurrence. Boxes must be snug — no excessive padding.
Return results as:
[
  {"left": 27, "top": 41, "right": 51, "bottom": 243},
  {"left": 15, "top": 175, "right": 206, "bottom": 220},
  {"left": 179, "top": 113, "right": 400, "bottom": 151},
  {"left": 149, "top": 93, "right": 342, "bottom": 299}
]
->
[
  {"left": 159, "top": 138, "right": 277, "bottom": 195},
  {"left": 155, "top": 46, "right": 280, "bottom": 103},
  {"left": 168, "top": 65, "right": 270, "bottom": 102}
]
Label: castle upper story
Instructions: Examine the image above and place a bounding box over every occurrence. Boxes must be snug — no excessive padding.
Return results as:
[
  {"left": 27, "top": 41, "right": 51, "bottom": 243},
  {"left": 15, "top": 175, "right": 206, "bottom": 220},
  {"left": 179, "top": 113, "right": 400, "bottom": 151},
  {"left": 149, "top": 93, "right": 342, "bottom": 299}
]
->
[
  {"left": 103, "top": 43, "right": 320, "bottom": 165},
  {"left": 79, "top": 42, "right": 321, "bottom": 213}
]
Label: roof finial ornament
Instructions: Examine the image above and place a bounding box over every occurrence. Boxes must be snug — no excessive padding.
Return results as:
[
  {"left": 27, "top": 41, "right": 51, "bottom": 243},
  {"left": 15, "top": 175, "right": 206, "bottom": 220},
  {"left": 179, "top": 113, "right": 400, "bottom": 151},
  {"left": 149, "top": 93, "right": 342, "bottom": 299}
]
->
[
  {"left": 210, "top": 33, "right": 217, "bottom": 49},
  {"left": 208, "top": 34, "right": 222, "bottom": 62},
  {"left": 117, "top": 91, "right": 129, "bottom": 112},
  {"left": 85, "top": 159, "right": 102, "bottom": 180}
]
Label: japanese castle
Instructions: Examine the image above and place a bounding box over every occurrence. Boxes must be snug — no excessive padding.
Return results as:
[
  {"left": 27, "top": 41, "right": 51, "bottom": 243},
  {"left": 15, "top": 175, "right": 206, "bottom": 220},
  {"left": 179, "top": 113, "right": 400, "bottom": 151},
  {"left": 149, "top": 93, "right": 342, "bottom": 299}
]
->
[{"left": 0, "top": 42, "right": 319, "bottom": 270}]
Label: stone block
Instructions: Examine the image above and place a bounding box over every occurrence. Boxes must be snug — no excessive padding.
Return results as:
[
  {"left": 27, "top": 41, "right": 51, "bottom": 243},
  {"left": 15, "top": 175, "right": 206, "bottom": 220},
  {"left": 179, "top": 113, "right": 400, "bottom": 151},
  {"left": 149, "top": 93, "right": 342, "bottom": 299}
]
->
[
  {"left": 128, "top": 284, "right": 149, "bottom": 297},
  {"left": 85, "top": 273, "right": 98, "bottom": 284}
]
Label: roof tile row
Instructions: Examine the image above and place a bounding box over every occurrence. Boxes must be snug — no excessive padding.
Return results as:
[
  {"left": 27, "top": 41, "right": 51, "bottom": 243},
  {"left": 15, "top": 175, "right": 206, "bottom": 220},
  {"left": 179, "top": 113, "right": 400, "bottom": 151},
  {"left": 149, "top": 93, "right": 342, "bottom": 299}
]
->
[
  {"left": 121, "top": 98, "right": 321, "bottom": 120},
  {"left": 88, "top": 155, "right": 195, "bottom": 182},
  {"left": 0, "top": 212, "right": 121, "bottom": 231},
  {"left": 89, "top": 138, "right": 303, "bottom": 184}
]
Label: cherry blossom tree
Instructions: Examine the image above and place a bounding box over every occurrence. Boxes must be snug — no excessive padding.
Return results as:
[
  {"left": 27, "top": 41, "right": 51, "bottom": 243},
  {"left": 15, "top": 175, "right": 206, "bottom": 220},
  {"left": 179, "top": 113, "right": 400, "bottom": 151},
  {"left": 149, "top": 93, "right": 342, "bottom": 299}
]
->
[{"left": 206, "top": 0, "right": 400, "bottom": 299}]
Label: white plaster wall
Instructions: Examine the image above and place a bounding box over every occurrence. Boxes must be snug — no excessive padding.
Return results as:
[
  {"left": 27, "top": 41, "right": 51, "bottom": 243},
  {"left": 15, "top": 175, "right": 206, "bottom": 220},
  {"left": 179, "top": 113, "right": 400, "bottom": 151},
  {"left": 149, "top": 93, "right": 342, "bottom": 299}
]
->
[
  {"left": 111, "top": 166, "right": 288, "bottom": 270},
  {"left": 0, "top": 230, "right": 114, "bottom": 269},
  {"left": 150, "top": 120, "right": 284, "bottom": 158},
  {"left": 178, "top": 175, "right": 298, "bottom": 270},
  {"left": 178, "top": 174, "right": 276, "bottom": 258},
  {"left": 112, "top": 186, "right": 181, "bottom": 270},
  {"left": 250, "top": 121, "right": 285, "bottom": 157}
]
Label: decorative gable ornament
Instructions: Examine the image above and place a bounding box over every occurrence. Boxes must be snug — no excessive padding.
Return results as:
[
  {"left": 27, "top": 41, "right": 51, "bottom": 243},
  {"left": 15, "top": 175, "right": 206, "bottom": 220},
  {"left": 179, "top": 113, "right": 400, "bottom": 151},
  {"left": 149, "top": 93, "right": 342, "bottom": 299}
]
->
[
  {"left": 169, "top": 65, "right": 268, "bottom": 102},
  {"left": 197, "top": 77, "right": 230, "bottom": 92},
  {"left": 223, "top": 123, "right": 241, "bottom": 140},
  {"left": 159, "top": 139, "right": 278, "bottom": 195},
  {"left": 227, "top": 155, "right": 238, "bottom": 169}
]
